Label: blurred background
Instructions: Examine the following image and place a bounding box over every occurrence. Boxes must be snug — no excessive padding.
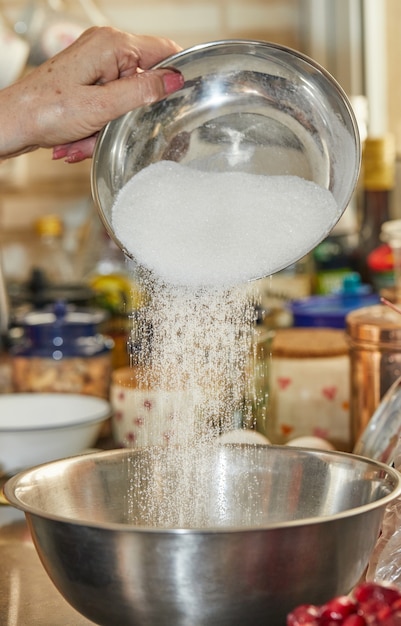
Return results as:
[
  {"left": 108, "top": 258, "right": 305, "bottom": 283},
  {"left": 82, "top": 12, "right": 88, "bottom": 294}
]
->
[
  {"left": 0, "top": 0, "right": 400, "bottom": 232},
  {"left": 0, "top": 0, "right": 401, "bottom": 453}
]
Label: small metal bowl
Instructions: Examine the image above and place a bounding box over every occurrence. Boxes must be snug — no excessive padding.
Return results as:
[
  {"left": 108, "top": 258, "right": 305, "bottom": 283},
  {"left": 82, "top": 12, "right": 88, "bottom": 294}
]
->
[
  {"left": 5, "top": 444, "right": 400, "bottom": 626},
  {"left": 91, "top": 40, "right": 360, "bottom": 278}
]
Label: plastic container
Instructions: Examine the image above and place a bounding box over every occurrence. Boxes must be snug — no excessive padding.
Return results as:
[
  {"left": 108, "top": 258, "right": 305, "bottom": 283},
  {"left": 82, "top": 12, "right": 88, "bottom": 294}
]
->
[
  {"left": 289, "top": 274, "right": 380, "bottom": 328},
  {"left": 15, "top": 0, "right": 108, "bottom": 66}
]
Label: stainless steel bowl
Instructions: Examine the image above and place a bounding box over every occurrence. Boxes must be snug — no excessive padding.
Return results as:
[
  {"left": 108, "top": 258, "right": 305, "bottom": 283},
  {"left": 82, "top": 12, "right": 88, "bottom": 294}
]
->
[
  {"left": 91, "top": 40, "right": 360, "bottom": 279},
  {"left": 5, "top": 444, "right": 400, "bottom": 626}
]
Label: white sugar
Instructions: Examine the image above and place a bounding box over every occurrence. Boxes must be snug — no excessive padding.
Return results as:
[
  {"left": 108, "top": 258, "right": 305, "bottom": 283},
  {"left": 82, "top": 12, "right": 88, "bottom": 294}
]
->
[{"left": 112, "top": 161, "right": 338, "bottom": 288}]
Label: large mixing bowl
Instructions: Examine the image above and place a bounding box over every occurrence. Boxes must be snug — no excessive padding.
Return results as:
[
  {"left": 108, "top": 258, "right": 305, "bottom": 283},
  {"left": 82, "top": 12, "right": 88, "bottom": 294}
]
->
[
  {"left": 91, "top": 40, "right": 360, "bottom": 281},
  {"left": 4, "top": 444, "right": 401, "bottom": 626}
]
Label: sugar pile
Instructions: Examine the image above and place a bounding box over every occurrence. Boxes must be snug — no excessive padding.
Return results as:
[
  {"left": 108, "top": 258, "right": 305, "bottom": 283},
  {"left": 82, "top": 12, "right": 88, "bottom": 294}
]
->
[
  {"left": 112, "top": 161, "right": 338, "bottom": 289},
  {"left": 113, "top": 161, "right": 336, "bottom": 528}
]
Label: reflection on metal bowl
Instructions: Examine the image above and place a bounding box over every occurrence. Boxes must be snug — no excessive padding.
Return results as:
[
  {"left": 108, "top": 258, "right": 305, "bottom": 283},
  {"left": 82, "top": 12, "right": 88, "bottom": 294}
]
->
[{"left": 4, "top": 444, "right": 401, "bottom": 626}]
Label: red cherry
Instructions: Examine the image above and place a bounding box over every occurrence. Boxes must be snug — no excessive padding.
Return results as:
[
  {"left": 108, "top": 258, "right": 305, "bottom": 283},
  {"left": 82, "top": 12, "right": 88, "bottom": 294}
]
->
[
  {"left": 358, "top": 598, "right": 392, "bottom": 621},
  {"left": 342, "top": 616, "right": 367, "bottom": 626},
  {"left": 391, "top": 600, "right": 401, "bottom": 611},
  {"left": 287, "top": 604, "right": 320, "bottom": 626},
  {"left": 287, "top": 584, "right": 401, "bottom": 626},
  {"left": 378, "top": 613, "right": 401, "bottom": 626},
  {"left": 354, "top": 583, "right": 401, "bottom": 606},
  {"left": 319, "top": 596, "right": 357, "bottom": 622}
]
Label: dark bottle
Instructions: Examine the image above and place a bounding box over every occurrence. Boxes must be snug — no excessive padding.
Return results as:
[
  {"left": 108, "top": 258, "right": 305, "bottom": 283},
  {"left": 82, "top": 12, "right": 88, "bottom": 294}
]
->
[
  {"left": 313, "top": 229, "right": 359, "bottom": 295},
  {"left": 355, "top": 135, "right": 395, "bottom": 287}
]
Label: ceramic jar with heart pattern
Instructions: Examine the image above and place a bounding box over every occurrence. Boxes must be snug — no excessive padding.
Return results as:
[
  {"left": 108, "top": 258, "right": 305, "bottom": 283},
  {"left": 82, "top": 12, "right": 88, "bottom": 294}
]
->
[{"left": 265, "top": 328, "right": 351, "bottom": 451}]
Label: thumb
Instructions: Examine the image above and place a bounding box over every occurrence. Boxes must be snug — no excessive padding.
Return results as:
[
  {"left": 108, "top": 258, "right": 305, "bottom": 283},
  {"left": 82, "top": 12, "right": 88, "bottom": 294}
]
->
[{"left": 96, "top": 69, "right": 184, "bottom": 121}]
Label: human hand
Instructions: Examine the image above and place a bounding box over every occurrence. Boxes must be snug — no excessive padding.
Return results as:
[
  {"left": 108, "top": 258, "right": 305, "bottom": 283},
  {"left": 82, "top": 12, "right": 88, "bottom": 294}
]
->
[{"left": 0, "top": 26, "right": 183, "bottom": 161}]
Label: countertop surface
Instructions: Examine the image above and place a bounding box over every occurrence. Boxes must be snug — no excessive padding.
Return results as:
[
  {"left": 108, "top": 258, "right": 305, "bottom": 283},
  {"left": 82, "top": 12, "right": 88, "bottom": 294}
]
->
[
  {"left": 0, "top": 438, "right": 118, "bottom": 625},
  {"left": 0, "top": 505, "right": 97, "bottom": 625}
]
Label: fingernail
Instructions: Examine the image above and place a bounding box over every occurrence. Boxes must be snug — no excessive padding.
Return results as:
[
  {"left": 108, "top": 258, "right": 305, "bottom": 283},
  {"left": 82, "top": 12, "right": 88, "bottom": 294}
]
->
[
  {"left": 64, "top": 150, "right": 85, "bottom": 163},
  {"left": 163, "top": 71, "right": 184, "bottom": 95},
  {"left": 52, "top": 146, "right": 68, "bottom": 160}
]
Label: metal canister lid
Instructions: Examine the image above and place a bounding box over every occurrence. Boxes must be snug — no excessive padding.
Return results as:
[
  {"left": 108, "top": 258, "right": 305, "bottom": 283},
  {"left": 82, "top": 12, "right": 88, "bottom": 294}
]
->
[
  {"left": 21, "top": 307, "right": 106, "bottom": 328},
  {"left": 11, "top": 302, "right": 111, "bottom": 358},
  {"left": 346, "top": 304, "right": 401, "bottom": 345}
]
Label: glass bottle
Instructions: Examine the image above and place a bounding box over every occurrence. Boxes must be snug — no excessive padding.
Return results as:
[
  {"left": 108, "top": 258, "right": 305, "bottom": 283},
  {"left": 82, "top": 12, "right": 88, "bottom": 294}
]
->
[
  {"left": 354, "top": 135, "right": 396, "bottom": 287},
  {"left": 381, "top": 219, "right": 401, "bottom": 303},
  {"left": 31, "top": 214, "right": 75, "bottom": 284},
  {"left": 312, "top": 200, "right": 359, "bottom": 295},
  {"left": 84, "top": 228, "right": 146, "bottom": 370}
]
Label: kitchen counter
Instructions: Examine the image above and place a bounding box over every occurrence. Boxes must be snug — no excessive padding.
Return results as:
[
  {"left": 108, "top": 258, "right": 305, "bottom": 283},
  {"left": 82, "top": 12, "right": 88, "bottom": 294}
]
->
[
  {"left": 0, "top": 511, "right": 96, "bottom": 625},
  {"left": 0, "top": 437, "right": 118, "bottom": 625},
  {"left": 0, "top": 436, "right": 119, "bottom": 625}
]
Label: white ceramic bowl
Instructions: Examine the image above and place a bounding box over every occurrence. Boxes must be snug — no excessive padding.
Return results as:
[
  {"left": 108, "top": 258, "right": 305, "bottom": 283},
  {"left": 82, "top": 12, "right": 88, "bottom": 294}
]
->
[{"left": 0, "top": 393, "right": 111, "bottom": 473}]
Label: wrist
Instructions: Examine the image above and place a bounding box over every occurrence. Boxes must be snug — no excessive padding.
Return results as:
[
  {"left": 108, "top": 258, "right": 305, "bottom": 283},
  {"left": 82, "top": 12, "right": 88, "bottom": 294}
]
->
[{"left": 0, "top": 81, "right": 39, "bottom": 159}]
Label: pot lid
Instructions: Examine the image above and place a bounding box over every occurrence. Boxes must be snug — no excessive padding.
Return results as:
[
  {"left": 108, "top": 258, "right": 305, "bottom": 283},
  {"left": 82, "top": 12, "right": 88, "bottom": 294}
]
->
[
  {"left": 346, "top": 304, "right": 401, "bottom": 344},
  {"left": 19, "top": 301, "right": 107, "bottom": 328}
]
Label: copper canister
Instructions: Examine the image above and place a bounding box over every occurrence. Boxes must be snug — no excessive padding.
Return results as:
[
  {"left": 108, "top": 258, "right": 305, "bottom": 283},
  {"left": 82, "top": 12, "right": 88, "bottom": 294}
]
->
[{"left": 346, "top": 304, "right": 401, "bottom": 445}]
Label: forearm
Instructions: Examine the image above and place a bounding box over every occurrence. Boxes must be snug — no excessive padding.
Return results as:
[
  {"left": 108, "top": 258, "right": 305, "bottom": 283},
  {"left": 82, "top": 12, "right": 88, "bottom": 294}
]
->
[{"left": 0, "top": 81, "right": 40, "bottom": 159}]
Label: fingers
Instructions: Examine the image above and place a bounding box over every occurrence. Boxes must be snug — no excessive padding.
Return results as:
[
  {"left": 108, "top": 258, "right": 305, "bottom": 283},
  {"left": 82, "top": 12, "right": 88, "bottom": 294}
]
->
[
  {"left": 63, "top": 27, "right": 182, "bottom": 84},
  {"left": 79, "top": 69, "right": 184, "bottom": 133},
  {"left": 52, "top": 135, "right": 98, "bottom": 162},
  {"left": 52, "top": 68, "right": 185, "bottom": 162},
  {"left": 115, "top": 68, "right": 184, "bottom": 106},
  {"left": 128, "top": 33, "right": 182, "bottom": 70}
]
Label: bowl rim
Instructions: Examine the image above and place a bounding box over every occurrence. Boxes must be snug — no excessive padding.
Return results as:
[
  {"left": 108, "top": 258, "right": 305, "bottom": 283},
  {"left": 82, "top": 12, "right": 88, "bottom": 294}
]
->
[
  {"left": 4, "top": 445, "right": 401, "bottom": 533},
  {"left": 0, "top": 393, "right": 111, "bottom": 432}
]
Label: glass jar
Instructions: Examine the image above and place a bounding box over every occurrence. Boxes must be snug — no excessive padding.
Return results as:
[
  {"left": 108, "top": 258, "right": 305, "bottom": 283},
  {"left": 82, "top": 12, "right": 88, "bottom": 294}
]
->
[
  {"left": 267, "top": 328, "right": 351, "bottom": 451},
  {"left": 11, "top": 301, "right": 112, "bottom": 398}
]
